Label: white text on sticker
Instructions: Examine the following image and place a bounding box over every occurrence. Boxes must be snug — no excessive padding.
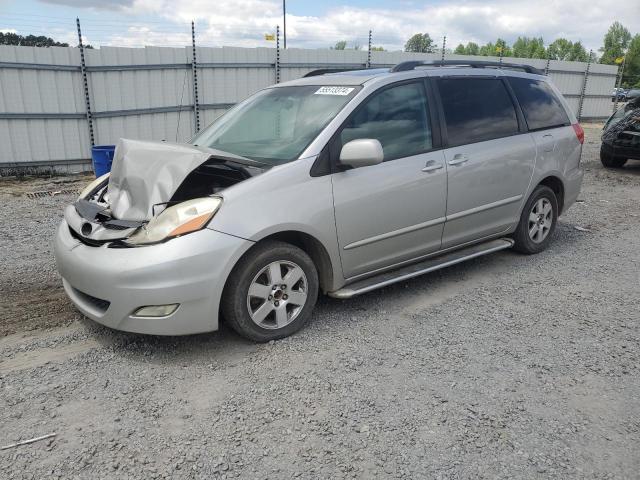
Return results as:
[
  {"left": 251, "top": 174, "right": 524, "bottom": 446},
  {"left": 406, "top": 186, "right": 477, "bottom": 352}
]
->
[{"left": 314, "top": 86, "right": 355, "bottom": 96}]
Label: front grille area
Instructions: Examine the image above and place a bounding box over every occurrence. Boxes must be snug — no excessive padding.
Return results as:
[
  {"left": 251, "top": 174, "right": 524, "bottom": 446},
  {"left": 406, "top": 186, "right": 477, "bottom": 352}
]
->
[
  {"left": 104, "top": 223, "right": 130, "bottom": 230},
  {"left": 68, "top": 226, "right": 104, "bottom": 247},
  {"left": 71, "top": 287, "right": 111, "bottom": 314}
]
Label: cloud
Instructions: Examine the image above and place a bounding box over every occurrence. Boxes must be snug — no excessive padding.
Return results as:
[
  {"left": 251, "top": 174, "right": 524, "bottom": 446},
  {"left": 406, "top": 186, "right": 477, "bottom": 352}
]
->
[
  {"left": 40, "top": 0, "right": 134, "bottom": 9},
  {"left": 34, "top": 0, "right": 640, "bottom": 52}
]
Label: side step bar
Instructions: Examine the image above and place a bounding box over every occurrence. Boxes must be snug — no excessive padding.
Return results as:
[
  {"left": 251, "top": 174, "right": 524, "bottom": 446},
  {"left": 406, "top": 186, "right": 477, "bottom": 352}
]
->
[{"left": 328, "top": 238, "right": 514, "bottom": 299}]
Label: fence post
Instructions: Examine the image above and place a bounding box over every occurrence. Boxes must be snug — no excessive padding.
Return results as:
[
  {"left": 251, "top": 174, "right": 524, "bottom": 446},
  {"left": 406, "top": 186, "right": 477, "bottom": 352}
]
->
[
  {"left": 577, "top": 50, "right": 592, "bottom": 122},
  {"left": 366, "top": 30, "right": 372, "bottom": 68},
  {"left": 544, "top": 55, "right": 551, "bottom": 76},
  {"left": 191, "top": 21, "right": 200, "bottom": 133},
  {"left": 282, "top": 0, "right": 287, "bottom": 49},
  {"left": 613, "top": 55, "right": 626, "bottom": 113},
  {"left": 275, "top": 25, "right": 281, "bottom": 84},
  {"left": 441, "top": 35, "right": 446, "bottom": 61},
  {"left": 76, "top": 18, "right": 94, "bottom": 148}
]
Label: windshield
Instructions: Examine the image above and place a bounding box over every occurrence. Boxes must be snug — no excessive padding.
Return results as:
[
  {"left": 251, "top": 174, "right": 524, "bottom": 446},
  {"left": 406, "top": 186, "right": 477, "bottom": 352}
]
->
[{"left": 191, "top": 85, "right": 360, "bottom": 164}]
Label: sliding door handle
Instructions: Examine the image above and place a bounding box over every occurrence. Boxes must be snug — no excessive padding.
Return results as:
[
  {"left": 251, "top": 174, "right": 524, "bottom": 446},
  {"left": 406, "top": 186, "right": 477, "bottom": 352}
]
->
[
  {"left": 422, "top": 160, "right": 444, "bottom": 173},
  {"left": 448, "top": 154, "right": 469, "bottom": 166}
]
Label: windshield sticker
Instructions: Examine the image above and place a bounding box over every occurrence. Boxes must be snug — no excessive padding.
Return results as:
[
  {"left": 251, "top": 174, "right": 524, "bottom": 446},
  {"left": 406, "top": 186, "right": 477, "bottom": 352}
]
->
[{"left": 314, "top": 86, "right": 355, "bottom": 96}]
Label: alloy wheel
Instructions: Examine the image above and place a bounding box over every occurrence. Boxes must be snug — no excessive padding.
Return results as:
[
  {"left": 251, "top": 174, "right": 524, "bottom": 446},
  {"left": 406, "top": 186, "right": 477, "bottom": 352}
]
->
[
  {"left": 246, "top": 261, "right": 308, "bottom": 329},
  {"left": 528, "top": 198, "right": 553, "bottom": 243}
]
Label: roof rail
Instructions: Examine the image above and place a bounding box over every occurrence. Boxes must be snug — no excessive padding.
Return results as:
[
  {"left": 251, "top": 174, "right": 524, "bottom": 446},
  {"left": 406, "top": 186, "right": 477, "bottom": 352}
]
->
[
  {"left": 390, "top": 60, "right": 545, "bottom": 76},
  {"left": 303, "top": 68, "right": 360, "bottom": 78}
]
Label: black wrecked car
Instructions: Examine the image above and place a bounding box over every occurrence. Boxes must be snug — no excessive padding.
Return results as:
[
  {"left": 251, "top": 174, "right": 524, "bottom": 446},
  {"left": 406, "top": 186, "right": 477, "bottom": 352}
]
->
[{"left": 601, "top": 97, "right": 640, "bottom": 168}]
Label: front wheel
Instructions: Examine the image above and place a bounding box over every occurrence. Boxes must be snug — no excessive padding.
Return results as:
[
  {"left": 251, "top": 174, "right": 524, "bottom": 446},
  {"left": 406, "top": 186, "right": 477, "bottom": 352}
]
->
[
  {"left": 512, "top": 185, "right": 558, "bottom": 254},
  {"left": 221, "top": 240, "right": 319, "bottom": 342},
  {"left": 600, "top": 147, "right": 627, "bottom": 168}
]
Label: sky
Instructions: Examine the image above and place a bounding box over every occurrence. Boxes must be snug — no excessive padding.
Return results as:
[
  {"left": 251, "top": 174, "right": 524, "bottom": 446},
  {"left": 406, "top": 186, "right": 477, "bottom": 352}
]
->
[{"left": 1, "top": 0, "right": 639, "bottom": 53}]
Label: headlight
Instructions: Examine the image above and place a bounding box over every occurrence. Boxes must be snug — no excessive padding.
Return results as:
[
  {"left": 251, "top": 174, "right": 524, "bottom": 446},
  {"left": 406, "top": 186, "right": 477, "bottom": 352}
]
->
[
  {"left": 79, "top": 173, "right": 110, "bottom": 200},
  {"left": 125, "top": 197, "right": 222, "bottom": 246}
]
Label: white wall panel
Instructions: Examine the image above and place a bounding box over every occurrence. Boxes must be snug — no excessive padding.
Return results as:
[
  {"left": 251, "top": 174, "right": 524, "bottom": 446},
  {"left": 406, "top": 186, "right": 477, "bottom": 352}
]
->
[{"left": 0, "top": 45, "right": 619, "bottom": 170}]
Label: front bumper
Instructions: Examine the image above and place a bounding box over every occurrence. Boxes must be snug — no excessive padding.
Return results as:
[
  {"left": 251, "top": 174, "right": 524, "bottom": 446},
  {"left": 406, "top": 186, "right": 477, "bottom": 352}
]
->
[
  {"left": 54, "top": 221, "right": 252, "bottom": 335},
  {"left": 601, "top": 140, "right": 640, "bottom": 161}
]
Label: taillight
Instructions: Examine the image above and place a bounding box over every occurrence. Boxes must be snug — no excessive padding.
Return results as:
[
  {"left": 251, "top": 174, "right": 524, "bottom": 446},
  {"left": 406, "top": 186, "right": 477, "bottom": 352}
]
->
[{"left": 572, "top": 123, "right": 584, "bottom": 144}]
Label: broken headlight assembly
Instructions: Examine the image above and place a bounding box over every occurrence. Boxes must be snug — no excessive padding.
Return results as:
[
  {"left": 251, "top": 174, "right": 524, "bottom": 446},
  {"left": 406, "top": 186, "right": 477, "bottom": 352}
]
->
[
  {"left": 124, "top": 197, "right": 222, "bottom": 246},
  {"left": 78, "top": 173, "right": 110, "bottom": 200}
]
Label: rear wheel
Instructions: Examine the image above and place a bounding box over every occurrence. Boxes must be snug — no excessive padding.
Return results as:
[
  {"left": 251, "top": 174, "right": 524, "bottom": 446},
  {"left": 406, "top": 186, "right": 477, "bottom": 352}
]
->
[
  {"left": 512, "top": 185, "right": 558, "bottom": 254},
  {"left": 221, "top": 241, "right": 319, "bottom": 342},
  {"left": 600, "top": 146, "right": 627, "bottom": 168}
]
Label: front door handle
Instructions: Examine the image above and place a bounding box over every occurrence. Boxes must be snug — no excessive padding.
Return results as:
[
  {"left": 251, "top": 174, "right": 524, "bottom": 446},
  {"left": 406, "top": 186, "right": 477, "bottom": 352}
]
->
[
  {"left": 422, "top": 160, "right": 443, "bottom": 173},
  {"left": 448, "top": 154, "right": 469, "bottom": 166}
]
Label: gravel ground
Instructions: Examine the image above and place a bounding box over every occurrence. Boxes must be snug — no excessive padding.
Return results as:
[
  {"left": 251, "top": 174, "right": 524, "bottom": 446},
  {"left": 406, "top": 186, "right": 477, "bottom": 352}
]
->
[{"left": 1, "top": 124, "right": 639, "bottom": 479}]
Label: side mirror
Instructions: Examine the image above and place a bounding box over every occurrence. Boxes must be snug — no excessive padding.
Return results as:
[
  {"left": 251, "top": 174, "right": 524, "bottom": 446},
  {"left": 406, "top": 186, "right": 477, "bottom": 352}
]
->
[{"left": 339, "top": 139, "right": 384, "bottom": 169}]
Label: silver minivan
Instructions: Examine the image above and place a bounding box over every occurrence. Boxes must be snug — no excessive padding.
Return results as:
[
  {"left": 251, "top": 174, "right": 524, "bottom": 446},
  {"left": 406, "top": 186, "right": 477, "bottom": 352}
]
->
[{"left": 54, "top": 60, "right": 584, "bottom": 342}]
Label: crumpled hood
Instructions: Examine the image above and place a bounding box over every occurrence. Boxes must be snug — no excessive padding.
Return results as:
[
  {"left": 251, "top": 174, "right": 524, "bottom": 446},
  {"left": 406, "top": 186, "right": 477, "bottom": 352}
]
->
[
  {"left": 603, "top": 102, "right": 640, "bottom": 144},
  {"left": 106, "top": 138, "right": 258, "bottom": 221}
]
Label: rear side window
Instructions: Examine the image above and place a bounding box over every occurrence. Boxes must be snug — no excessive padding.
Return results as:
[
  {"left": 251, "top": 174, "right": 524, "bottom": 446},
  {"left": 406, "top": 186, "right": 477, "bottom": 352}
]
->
[
  {"left": 437, "top": 78, "right": 518, "bottom": 147},
  {"left": 508, "top": 77, "right": 570, "bottom": 131},
  {"left": 339, "top": 82, "right": 432, "bottom": 161}
]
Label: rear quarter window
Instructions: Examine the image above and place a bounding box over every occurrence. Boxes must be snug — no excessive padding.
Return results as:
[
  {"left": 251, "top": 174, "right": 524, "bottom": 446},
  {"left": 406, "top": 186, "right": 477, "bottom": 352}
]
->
[
  {"left": 437, "top": 77, "right": 519, "bottom": 147},
  {"left": 507, "top": 77, "right": 570, "bottom": 131}
]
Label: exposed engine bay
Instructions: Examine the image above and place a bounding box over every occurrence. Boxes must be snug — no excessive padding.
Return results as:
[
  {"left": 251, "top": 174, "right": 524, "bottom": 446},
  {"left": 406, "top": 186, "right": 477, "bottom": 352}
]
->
[
  {"left": 69, "top": 138, "right": 268, "bottom": 246},
  {"left": 171, "top": 159, "right": 256, "bottom": 202}
]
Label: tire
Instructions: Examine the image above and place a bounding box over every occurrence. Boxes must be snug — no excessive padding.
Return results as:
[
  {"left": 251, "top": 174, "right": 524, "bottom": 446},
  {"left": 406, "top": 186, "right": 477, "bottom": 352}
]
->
[
  {"left": 600, "top": 147, "right": 627, "bottom": 168},
  {"left": 221, "top": 240, "right": 319, "bottom": 342},
  {"left": 512, "top": 185, "right": 558, "bottom": 255}
]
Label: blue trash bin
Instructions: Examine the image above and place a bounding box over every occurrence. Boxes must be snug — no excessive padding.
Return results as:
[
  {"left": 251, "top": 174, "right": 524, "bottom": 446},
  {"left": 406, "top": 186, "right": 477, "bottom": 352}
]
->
[{"left": 91, "top": 145, "right": 116, "bottom": 177}]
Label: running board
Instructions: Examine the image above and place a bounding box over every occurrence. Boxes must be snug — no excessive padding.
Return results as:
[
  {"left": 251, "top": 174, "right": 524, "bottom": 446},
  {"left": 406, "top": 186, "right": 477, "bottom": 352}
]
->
[{"left": 328, "top": 238, "right": 514, "bottom": 299}]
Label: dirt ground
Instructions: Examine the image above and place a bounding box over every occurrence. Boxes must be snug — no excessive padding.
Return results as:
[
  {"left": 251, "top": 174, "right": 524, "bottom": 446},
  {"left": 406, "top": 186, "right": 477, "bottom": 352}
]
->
[
  {"left": 0, "top": 124, "right": 639, "bottom": 479},
  {"left": 0, "top": 175, "right": 91, "bottom": 337}
]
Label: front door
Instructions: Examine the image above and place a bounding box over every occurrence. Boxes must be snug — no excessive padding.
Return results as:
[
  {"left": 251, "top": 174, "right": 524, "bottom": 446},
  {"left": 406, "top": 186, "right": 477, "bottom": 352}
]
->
[
  {"left": 331, "top": 81, "right": 447, "bottom": 279},
  {"left": 436, "top": 76, "right": 536, "bottom": 248}
]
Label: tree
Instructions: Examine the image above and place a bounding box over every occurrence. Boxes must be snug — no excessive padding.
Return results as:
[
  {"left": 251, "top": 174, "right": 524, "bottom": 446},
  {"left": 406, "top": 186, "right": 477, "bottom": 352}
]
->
[
  {"left": 512, "top": 36, "right": 546, "bottom": 59},
  {"left": 623, "top": 34, "right": 640, "bottom": 87},
  {"left": 546, "top": 38, "right": 588, "bottom": 62},
  {"left": 547, "top": 38, "right": 573, "bottom": 60},
  {"left": 599, "top": 21, "right": 631, "bottom": 64},
  {"left": 333, "top": 40, "right": 347, "bottom": 50},
  {"left": 370, "top": 46, "right": 385, "bottom": 52},
  {"left": 454, "top": 42, "right": 480, "bottom": 56},
  {"left": 404, "top": 33, "right": 435, "bottom": 53},
  {"left": 331, "top": 40, "right": 363, "bottom": 51},
  {"left": 465, "top": 42, "right": 480, "bottom": 56},
  {"left": 0, "top": 32, "right": 69, "bottom": 47},
  {"left": 479, "top": 38, "right": 511, "bottom": 57},
  {"left": 495, "top": 38, "right": 512, "bottom": 57},
  {"left": 568, "top": 41, "right": 589, "bottom": 62},
  {"left": 479, "top": 42, "right": 495, "bottom": 56}
]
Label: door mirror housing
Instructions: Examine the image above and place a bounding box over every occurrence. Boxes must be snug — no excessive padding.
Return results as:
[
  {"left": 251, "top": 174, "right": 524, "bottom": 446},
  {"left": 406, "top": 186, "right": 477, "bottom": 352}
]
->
[{"left": 339, "top": 139, "right": 384, "bottom": 169}]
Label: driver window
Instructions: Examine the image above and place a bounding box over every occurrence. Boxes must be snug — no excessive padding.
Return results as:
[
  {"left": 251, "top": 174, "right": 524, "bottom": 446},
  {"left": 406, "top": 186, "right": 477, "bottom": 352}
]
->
[{"left": 339, "top": 82, "right": 432, "bottom": 161}]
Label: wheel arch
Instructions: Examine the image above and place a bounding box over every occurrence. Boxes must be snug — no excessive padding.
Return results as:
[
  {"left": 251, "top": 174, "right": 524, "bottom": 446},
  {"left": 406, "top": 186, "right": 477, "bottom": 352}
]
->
[
  {"left": 224, "top": 230, "right": 338, "bottom": 294},
  {"left": 256, "top": 231, "right": 335, "bottom": 294},
  {"left": 537, "top": 175, "right": 565, "bottom": 213}
]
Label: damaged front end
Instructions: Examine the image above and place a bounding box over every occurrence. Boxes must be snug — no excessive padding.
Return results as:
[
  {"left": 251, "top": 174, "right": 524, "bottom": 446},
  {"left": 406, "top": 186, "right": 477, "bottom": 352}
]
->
[
  {"left": 602, "top": 99, "right": 640, "bottom": 160},
  {"left": 68, "top": 138, "right": 268, "bottom": 247}
]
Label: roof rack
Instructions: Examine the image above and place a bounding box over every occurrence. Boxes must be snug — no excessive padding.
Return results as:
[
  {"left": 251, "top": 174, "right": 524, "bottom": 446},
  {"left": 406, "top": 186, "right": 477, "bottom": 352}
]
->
[
  {"left": 303, "top": 68, "right": 360, "bottom": 77},
  {"left": 390, "top": 60, "right": 545, "bottom": 76}
]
